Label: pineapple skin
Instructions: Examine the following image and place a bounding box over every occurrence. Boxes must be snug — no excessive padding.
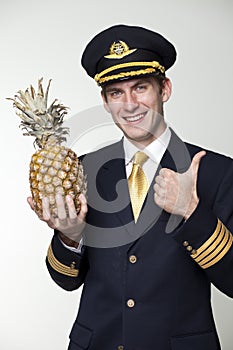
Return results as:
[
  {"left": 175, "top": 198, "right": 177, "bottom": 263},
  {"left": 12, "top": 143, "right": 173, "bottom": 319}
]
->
[
  {"left": 8, "top": 78, "right": 87, "bottom": 218},
  {"left": 30, "top": 144, "right": 86, "bottom": 218}
]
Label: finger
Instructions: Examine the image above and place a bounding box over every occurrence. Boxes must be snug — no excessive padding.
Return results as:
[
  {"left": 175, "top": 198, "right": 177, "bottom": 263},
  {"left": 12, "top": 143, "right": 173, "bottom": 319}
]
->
[
  {"left": 190, "top": 150, "right": 206, "bottom": 173},
  {"left": 153, "top": 183, "right": 160, "bottom": 194},
  {"left": 153, "top": 183, "right": 166, "bottom": 197},
  {"left": 155, "top": 175, "right": 166, "bottom": 187},
  {"left": 27, "top": 196, "right": 35, "bottom": 211},
  {"left": 77, "top": 193, "right": 88, "bottom": 221},
  {"left": 66, "top": 195, "right": 77, "bottom": 220},
  {"left": 154, "top": 192, "right": 165, "bottom": 208},
  {"left": 159, "top": 168, "right": 175, "bottom": 178},
  {"left": 41, "top": 198, "right": 56, "bottom": 228},
  {"left": 42, "top": 197, "right": 51, "bottom": 221},
  {"left": 56, "top": 194, "right": 67, "bottom": 221},
  {"left": 79, "top": 193, "right": 87, "bottom": 206},
  {"left": 187, "top": 150, "right": 206, "bottom": 187}
]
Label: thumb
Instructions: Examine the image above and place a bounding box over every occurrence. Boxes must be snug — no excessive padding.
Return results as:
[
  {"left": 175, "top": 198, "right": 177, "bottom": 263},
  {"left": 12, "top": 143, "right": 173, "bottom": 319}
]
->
[
  {"left": 188, "top": 150, "right": 206, "bottom": 177},
  {"left": 27, "top": 196, "right": 35, "bottom": 211}
]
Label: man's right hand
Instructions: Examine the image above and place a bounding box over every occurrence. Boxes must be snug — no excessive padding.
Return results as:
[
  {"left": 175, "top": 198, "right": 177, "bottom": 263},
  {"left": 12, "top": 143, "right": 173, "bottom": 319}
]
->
[{"left": 27, "top": 193, "right": 88, "bottom": 248}]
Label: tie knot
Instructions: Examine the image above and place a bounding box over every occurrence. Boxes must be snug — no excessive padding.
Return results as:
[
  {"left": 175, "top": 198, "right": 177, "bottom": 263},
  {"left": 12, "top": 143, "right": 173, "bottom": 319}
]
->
[{"left": 133, "top": 151, "right": 148, "bottom": 167}]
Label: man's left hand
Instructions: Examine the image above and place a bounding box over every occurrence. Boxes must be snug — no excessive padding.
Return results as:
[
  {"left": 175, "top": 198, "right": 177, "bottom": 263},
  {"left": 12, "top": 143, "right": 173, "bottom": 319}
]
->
[{"left": 153, "top": 150, "right": 206, "bottom": 220}]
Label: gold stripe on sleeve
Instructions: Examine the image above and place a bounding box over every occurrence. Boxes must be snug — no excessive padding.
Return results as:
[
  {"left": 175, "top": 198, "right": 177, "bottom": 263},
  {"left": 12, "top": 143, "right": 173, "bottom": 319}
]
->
[
  {"left": 47, "top": 244, "right": 79, "bottom": 277},
  {"left": 201, "top": 231, "right": 233, "bottom": 269},
  {"left": 190, "top": 219, "right": 233, "bottom": 269},
  {"left": 193, "top": 224, "right": 225, "bottom": 263},
  {"left": 199, "top": 228, "right": 229, "bottom": 266},
  {"left": 191, "top": 219, "right": 222, "bottom": 259}
]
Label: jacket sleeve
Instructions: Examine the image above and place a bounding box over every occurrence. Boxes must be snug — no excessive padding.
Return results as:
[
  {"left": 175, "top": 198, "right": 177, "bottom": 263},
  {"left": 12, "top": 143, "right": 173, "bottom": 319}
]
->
[
  {"left": 172, "top": 155, "right": 233, "bottom": 297},
  {"left": 46, "top": 232, "right": 89, "bottom": 291}
]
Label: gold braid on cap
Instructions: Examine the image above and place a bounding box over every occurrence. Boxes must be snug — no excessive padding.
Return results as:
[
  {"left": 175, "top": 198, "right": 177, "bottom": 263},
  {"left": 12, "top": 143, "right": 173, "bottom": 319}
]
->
[{"left": 94, "top": 61, "right": 165, "bottom": 85}]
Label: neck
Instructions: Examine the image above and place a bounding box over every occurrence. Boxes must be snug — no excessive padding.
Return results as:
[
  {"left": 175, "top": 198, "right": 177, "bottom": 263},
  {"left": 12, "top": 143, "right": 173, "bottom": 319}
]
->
[{"left": 128, "top": 124, "right": 167, "bottom": 149}]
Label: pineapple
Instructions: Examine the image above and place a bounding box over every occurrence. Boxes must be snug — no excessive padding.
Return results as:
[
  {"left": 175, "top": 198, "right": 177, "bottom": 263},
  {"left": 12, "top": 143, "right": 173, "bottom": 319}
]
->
[{"left": 8, "top": 78, "right": 87, "bottom": 218}]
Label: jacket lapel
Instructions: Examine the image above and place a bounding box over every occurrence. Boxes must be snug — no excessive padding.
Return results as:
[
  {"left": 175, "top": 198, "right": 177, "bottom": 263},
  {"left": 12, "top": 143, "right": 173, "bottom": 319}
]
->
[
  {"left": 96, "top": 139, "right": 133, "bottom": 226},
  {"left": 83, "top": 139, "right": 138, "bottom": 248}
]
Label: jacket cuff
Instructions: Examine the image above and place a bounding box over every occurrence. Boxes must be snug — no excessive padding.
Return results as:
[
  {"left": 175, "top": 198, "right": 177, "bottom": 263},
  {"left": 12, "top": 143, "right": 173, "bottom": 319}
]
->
[
  {"left": 46, "top": 233, "right": 83, "bottom": 277},
  {"left": 172, "top": 201, "right": 233, "bottom": 269}
]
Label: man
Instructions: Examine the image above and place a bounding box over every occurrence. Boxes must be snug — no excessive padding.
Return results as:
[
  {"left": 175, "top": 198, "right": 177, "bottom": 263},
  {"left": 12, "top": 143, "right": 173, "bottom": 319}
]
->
[{"left": 28, "top": 25, "right": 233, "bottom": 349}]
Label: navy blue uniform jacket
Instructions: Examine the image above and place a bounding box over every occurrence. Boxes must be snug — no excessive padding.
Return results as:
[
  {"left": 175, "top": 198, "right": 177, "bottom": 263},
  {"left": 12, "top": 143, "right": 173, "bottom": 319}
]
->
[{"left": 46, "top": 130, "right": 233, "bottom": 350}]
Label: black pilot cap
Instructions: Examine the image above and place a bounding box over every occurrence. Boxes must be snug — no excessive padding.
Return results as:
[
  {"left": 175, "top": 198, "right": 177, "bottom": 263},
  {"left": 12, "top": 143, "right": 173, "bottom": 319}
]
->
[{"left": 81, "top": 24, "right": 177, "bottom": 86}]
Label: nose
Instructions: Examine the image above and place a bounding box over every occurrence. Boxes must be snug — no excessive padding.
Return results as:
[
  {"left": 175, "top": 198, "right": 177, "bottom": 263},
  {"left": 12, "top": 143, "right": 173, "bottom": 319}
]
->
[{"left": 123, "top": 92, "right": 139, "bottom": 113}]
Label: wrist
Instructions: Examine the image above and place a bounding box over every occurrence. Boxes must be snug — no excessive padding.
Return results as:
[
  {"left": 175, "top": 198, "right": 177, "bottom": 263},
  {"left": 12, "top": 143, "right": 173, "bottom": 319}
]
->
[{"left": 57, "top": 231, "right": 80, "bottom": 248}]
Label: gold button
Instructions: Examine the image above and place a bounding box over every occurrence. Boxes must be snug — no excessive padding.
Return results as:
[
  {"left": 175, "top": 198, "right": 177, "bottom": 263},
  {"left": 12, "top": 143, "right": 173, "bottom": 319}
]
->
[
  {"left": 70, "top": 261, "right": 76, "bottom": 269},
  {"left": 186, "top": 245, "right": 193, "bottom": 252},
  {"left": 129, "top": 255, "right": 137, "bottom": 264},
  {"left": 118, "top": 346, "right": 124, "bottom": 350},
  {"left": 191, "top": 249, "right": 197, "bottom": 255},
  {"left": 183, "top": 241, "right": 189, "bottom": 247},
  {"left": 127, "top": 299, "right": 135, "bottom": 308}
]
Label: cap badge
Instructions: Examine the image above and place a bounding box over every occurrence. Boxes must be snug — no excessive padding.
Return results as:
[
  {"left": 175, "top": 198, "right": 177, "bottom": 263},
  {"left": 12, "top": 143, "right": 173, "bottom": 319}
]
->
[{"left": 104, "top": 41, "right": 137, "bottom": 59}]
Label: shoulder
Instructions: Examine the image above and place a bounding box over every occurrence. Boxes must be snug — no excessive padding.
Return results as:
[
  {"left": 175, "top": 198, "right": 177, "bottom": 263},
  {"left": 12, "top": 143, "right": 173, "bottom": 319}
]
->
[
  {"left": 79, "top": 139, "right": 124, "bottom": 171},
  {"left": 168, "top": 129, "right": 232, "bottom": 174},
  {"left": 185, "top": 142, "right": 233, "bottom": 187},
  {"left": 170, "top": 128, "right": 232, "bottom": 165},
  {"left": 81, "top": 139, "right": 123, "bottom": 159},
  {"left": 186, "top": 142, "right": 232, "bottom": 166}
]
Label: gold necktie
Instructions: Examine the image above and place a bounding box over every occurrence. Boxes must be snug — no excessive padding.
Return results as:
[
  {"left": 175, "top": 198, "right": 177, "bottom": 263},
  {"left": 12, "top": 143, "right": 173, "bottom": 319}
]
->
[{"left": 128, "top": 151, "right": 149, "bottom": 222}]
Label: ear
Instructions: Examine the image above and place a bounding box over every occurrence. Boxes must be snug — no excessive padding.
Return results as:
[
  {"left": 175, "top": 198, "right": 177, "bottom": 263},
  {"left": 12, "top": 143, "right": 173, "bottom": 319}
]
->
[
  {"left": 162, "top": 78, "right": 172, "bottom": 102},
  {"left": 101, "top": 90, "right": 111, "bottom": 113}
]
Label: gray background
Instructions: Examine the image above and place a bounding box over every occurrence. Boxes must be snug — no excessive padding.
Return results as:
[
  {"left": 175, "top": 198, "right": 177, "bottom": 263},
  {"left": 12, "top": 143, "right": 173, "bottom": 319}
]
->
[{"left": 1, "top": 0, "right": 233, "bottom": 349}]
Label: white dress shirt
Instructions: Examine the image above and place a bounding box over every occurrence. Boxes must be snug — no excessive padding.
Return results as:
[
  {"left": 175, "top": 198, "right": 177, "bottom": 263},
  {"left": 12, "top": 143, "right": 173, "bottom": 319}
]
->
[{"left": 123, "top": 126, "right": 171, "bottom": 185}]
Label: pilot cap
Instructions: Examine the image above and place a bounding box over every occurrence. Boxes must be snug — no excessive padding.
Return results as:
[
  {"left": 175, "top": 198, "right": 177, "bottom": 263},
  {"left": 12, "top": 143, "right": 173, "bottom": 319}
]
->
[{"left": 81, "top": 24, "right": 177, "bottom": 85}]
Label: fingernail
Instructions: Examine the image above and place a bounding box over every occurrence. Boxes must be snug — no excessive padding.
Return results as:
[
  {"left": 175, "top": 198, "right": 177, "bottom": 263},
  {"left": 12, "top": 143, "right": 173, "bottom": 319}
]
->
[
  {"left": 66, "top": 195, "right": 72, "bottom": 202},
  {"left": 79, "top": 193, "right": 84, "bottom": 200}
]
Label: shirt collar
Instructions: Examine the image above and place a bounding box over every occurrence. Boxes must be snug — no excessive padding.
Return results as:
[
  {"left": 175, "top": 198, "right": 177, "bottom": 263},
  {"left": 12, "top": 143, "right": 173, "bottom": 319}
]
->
[{"left": 123, "top": 126, "right": 171, "bottom": 165}]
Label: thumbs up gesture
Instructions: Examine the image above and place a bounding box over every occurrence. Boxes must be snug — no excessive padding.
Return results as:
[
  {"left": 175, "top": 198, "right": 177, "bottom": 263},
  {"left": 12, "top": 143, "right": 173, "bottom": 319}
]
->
[{"left": 154, "top": 151, "right": 206, "bottom": 220}]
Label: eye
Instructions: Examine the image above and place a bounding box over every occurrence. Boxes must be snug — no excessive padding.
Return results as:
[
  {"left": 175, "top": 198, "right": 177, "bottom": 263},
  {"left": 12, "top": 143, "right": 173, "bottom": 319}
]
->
[
  {"left": 135, "top": 84, "right": 147, "bottom": 92},
  {"left": 107, "top": 90, "right": 122, "bottom": 98}
]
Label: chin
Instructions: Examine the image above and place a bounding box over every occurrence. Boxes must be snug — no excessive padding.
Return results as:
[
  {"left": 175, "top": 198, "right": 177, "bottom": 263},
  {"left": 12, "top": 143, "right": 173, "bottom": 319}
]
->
[{"left": 127, "top": 133, "right": 153, "bottom": 145}]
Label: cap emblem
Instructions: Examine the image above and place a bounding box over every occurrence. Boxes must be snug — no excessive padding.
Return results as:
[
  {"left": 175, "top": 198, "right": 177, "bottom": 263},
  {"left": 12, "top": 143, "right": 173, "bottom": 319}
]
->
[{"left": 104, "top": 40, "right": 137, "bottom": 59}]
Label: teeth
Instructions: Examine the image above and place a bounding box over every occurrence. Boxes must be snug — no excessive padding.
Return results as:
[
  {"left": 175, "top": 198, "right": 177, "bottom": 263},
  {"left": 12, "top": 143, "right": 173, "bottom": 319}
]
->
[{"left": 125, "top": 114, "right": 144, "bottom": 122}]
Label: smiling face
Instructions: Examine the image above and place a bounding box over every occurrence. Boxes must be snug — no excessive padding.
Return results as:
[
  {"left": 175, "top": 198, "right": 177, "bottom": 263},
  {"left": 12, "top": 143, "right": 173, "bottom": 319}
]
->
[{"left": 101, "top": 76, "right": 172, "bottom": 147}]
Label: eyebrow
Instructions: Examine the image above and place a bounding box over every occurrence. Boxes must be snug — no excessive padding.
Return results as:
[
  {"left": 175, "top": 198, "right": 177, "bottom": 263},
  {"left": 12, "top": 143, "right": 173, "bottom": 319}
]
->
[
  {"left": 105, "top": 79, "right": 150, "bottom": 93},
  {"left": 105, "top": 86, "right": 121, "bottom": 93}
]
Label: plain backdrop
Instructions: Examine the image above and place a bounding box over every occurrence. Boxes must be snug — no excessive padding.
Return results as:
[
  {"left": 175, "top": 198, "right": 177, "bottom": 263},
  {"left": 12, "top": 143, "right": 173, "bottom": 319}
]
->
[{"left": 1, "top": 0, "right": 233, "bottom": 349}]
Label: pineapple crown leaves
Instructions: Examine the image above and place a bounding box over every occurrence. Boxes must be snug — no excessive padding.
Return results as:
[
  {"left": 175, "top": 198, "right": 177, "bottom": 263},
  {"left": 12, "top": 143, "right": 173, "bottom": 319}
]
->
[{"left": 7, "top": 78, "right": 70, "bottom": 148}]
